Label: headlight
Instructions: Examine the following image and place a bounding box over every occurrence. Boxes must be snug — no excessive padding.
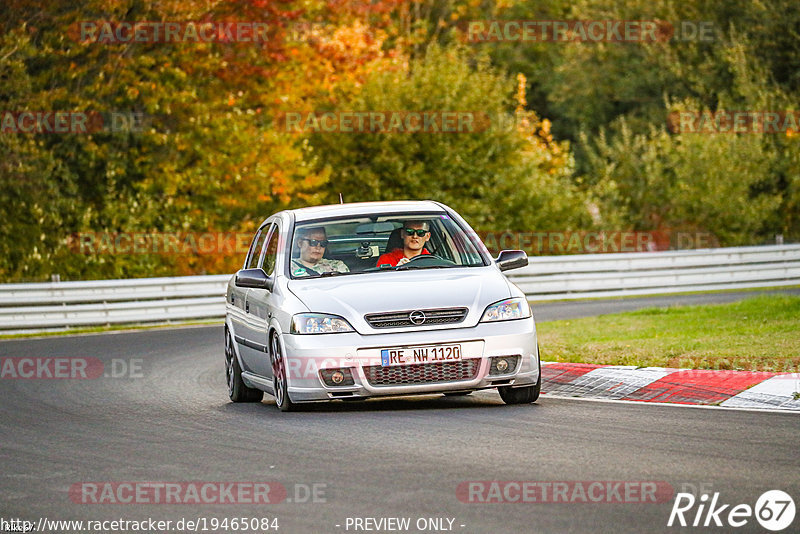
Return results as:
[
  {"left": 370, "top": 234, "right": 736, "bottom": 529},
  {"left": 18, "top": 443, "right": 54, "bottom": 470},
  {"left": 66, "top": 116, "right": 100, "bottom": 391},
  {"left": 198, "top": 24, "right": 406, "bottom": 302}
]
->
[
  {"left": 291, "top": 313, "right": 355, "bottom": 334},
  {"left": 480, "top": 298, "right": 531, "bottom": 322}
]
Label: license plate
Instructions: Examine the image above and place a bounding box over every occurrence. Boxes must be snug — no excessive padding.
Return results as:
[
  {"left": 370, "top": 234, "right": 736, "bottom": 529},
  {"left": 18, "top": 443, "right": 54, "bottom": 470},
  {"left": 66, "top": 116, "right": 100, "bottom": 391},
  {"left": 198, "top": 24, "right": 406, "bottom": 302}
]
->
[{"left": 380, "top": 344, "right": 462, "bottom": 367}]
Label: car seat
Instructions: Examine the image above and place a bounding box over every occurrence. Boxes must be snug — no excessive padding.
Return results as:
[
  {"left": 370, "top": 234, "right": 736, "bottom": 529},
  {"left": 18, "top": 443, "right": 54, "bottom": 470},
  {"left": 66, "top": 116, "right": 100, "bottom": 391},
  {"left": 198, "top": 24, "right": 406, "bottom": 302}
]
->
[{"left": 384, "top": 227, "right": 404, "bottom": 253}]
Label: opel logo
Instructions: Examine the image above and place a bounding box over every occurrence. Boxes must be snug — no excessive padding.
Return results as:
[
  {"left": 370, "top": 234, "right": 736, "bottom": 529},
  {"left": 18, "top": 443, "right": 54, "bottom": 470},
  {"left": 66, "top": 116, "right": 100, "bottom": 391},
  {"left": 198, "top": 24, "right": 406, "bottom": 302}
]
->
[{"left": 409, "top": 310, "right": 426, "bottom": 325}]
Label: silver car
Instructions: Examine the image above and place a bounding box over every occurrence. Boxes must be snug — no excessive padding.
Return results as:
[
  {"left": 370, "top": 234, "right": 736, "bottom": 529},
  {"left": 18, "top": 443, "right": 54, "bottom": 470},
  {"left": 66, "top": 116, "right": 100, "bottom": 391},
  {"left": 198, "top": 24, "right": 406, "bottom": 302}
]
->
[{"left": 224, "top": 200, "right": 540, "bottom": 411}]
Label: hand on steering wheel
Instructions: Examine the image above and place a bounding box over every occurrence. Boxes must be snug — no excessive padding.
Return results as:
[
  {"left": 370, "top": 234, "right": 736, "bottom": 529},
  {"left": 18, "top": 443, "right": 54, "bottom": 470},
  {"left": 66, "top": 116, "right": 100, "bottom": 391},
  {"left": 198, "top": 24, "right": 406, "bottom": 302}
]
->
[{"left": 397, "top": 254, "right": 427, "bottom": 266}]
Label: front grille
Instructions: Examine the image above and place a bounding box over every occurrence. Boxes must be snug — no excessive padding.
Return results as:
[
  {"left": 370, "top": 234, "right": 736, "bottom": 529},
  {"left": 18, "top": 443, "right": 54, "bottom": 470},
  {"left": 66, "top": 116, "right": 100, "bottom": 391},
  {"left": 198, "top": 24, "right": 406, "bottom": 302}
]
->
[
  {"left": 363, "top": 359, "right": 480, "bottom": 387},
  {"left": 365, "top": 307, "right": 468, "bottom": 328}
]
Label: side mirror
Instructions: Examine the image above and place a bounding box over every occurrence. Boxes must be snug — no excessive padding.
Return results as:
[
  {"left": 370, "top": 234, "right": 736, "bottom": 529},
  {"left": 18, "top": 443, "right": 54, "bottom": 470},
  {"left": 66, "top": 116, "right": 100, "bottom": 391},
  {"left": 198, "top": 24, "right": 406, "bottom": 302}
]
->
[
  {"left": 495, "top": 250, "right": 528, "bottom": 272},
  {"left": 235, "top": 268, "right": 274, "bottom": 290}
]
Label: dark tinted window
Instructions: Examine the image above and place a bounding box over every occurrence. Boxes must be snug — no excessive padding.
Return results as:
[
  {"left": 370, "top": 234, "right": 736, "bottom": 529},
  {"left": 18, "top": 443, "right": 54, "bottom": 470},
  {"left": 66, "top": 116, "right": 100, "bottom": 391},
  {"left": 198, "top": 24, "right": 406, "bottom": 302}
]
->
[
  {"left": 245, "top": 224, "right": 271, "bottom": 269},
  {"left": 262, "top": 224, "right": 280, "bottom": 275}
]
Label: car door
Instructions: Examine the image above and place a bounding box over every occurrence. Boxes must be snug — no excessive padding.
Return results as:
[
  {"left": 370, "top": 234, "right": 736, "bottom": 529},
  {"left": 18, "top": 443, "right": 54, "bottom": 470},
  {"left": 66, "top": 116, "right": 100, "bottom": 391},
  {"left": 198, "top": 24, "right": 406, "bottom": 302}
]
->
[
  {"left": 244, "top": 219, "right": 284, "bottom": 379},
  {"left": 234, "top": 222, "right": 273, "bottom": 375}
]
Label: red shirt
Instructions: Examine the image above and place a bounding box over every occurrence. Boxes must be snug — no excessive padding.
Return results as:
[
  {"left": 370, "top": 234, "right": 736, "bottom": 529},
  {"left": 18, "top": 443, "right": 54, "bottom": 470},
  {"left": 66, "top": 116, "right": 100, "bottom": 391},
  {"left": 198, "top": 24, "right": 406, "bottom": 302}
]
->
[{"left": 376, "top": 248, "right": 430, "bottom": 267}]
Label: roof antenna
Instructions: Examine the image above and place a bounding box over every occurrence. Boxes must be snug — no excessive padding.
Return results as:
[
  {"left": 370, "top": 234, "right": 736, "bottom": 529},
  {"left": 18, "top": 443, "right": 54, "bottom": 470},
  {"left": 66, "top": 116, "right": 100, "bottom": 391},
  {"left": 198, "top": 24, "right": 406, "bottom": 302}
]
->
[{"left": 338, "top": 193, "right": 344, "bottom": 204}]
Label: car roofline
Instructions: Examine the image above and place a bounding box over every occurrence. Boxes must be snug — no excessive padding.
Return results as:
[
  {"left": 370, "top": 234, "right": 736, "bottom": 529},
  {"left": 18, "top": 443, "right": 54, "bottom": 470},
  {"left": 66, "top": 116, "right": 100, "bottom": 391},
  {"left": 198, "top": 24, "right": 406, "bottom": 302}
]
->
[{"left": 288, "top": 200, "right": 447, "bottom": 222}]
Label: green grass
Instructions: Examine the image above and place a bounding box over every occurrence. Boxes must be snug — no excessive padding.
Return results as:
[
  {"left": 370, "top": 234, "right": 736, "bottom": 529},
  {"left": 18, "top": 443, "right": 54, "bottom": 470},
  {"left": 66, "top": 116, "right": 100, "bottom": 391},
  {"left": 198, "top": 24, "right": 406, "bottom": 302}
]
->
[
  {"left": 529, "top": 284, "right": 800, "bottom": 304},
  {"left": 537, "top": 295, "right": 800, "bottom": 371}
]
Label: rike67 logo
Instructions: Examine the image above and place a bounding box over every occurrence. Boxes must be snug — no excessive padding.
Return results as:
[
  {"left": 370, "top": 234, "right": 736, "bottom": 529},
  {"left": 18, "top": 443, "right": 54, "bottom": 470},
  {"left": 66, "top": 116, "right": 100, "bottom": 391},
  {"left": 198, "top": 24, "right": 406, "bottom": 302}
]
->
[{"left": 668, "top": 490, "right": 795, "bottom": 531}]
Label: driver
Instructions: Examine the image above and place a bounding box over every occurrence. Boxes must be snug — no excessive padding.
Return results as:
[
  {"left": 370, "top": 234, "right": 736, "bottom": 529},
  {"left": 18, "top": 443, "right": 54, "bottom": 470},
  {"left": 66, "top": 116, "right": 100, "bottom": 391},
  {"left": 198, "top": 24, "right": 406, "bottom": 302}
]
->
[
  {"left": 376, "top": 221, "right": 431, "bottom": 267},
  {"left": 292, "top": 227, "right": 349, "bottom": 276}
]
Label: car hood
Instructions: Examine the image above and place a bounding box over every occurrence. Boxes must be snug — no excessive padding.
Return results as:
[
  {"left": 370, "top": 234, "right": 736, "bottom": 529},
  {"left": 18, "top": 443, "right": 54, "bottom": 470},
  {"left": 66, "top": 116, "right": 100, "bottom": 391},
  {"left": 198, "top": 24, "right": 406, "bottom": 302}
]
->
[{"left": 286, "top": 268, "right": 511, "bottom": 333}]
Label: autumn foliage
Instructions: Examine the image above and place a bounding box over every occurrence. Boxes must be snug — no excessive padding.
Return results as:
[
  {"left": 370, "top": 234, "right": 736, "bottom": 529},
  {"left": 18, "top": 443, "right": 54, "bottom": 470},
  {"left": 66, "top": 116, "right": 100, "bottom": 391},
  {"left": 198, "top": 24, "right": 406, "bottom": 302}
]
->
[{"left": 1, "top": 1, "right": 798, "bottom": 281}]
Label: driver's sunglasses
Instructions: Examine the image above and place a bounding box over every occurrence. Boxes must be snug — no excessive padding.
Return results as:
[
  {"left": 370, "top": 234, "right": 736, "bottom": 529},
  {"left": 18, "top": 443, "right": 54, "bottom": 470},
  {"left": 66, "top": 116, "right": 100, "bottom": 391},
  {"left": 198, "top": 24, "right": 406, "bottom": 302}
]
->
[
  {"left": 302, "top": 238, "right": 329, "bottom": 247},
  {"left": 403, "top": 228, "right": 429, "bottom": 237}
]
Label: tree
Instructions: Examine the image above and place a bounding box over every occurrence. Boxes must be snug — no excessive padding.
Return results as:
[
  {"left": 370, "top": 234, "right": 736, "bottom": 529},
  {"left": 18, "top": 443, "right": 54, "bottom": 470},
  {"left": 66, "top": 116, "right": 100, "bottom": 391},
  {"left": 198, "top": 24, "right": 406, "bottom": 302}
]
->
[
  {"left": 0, "top": 0, "right": 403, "bottom": 280},
  {"left": 307, "top": 44, "right": 587, "bottom": 233}
]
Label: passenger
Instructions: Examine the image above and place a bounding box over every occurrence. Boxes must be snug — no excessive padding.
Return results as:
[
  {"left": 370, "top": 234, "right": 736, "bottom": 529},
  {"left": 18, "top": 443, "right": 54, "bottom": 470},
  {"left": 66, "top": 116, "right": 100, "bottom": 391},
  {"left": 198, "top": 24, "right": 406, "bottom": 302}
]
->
[
  {"left": 376, "top": 221, "right": 431, "bottom": 267},
  {"left": 292, "top": 227, "right": 349, "bottom": 275}
]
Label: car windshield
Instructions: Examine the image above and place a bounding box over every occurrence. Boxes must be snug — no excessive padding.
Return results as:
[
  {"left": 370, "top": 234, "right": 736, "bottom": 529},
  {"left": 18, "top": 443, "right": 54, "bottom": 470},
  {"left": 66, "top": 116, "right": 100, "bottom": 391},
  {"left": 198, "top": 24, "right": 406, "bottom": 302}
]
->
[{"left": 288, "top": 212, "right": 487, "bottom": 278}]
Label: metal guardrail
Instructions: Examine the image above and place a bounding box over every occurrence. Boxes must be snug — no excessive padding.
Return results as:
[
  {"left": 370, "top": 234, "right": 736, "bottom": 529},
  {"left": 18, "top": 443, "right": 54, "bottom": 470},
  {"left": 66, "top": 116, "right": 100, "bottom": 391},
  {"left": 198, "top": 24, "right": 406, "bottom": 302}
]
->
[
  {"left": 0, "top": 275, "right": 229, "bottom": 334},
  {"left": 512, "top": 244, "right": 800, "bottom": 301},
  {"left": 1, "top": 244, "right": 799, "bottom": 334}
]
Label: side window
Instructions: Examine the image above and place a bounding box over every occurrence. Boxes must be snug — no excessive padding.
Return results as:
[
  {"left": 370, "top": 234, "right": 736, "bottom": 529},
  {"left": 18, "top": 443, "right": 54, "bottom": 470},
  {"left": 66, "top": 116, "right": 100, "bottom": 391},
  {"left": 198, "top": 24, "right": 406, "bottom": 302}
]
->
[
  {"left": 245, "top": 224, "right": 271, "bottom": 269},
  {"left": 262, "top": 224, "right": 281, "bottom": 276}
]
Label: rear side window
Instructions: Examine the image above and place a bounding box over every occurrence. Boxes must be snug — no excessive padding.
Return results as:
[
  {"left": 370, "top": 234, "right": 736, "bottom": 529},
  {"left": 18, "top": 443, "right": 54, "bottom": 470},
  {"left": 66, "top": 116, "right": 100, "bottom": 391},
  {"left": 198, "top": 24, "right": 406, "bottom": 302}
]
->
[
  {"left": 245, "top": 224, "right": 271, "bottom": 269},
  {"left": 262, "top": 224, "right": 281, "bottom": 276}
]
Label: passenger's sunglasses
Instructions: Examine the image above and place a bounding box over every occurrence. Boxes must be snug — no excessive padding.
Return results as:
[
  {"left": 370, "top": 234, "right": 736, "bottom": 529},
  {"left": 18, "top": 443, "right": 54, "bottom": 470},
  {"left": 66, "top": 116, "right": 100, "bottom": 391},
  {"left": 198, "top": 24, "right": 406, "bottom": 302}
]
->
[
  {"left": 302, "top": 238, "right": 329, "bottom": 247},
  {"left": 403, "top": 228, "right": 429, "bottom": 237}
]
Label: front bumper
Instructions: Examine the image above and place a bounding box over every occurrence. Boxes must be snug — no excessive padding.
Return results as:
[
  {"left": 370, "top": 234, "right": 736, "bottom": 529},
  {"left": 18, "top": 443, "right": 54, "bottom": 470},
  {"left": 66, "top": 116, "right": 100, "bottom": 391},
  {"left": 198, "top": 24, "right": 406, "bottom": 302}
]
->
[{"left": 281, "top": 319, "right": 538, "bottom": 402}]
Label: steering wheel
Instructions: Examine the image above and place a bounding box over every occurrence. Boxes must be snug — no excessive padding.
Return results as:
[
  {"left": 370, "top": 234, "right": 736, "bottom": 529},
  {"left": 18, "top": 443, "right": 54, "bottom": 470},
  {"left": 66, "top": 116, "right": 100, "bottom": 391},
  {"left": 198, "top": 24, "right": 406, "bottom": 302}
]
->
[{"left": 395, "top": 254, "right": 456, "bottom": 269}]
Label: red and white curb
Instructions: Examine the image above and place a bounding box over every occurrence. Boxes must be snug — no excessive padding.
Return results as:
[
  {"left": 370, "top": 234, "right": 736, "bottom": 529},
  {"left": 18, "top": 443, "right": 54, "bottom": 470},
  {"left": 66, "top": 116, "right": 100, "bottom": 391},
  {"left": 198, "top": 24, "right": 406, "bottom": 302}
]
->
[{"left": 540, "top": 362, "right": 800, "bottom": 411}]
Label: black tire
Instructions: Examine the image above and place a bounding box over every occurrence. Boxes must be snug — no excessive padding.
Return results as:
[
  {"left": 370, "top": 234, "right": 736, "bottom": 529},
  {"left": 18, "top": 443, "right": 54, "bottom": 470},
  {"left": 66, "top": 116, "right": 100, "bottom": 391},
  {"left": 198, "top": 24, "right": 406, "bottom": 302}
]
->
[
  {"left": 225, "top": 329, "right": 263, "bottom": 403},
  {"left": 270, "top": 334, "right": 296, "bottom": 412},
  {"left": 498, "top": 349, "right": 541, "bottom": 405},
  {"left": 498, "top": 383, "right": 539, "bottom": 404}
]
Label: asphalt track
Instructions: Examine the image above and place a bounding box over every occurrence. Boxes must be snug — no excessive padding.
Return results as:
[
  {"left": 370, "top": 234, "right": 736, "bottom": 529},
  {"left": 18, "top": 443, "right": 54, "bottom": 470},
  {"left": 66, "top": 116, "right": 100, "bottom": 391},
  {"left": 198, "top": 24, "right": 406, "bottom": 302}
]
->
[{"left": 1, "top": 291, "right": 799, "bottom": 534}]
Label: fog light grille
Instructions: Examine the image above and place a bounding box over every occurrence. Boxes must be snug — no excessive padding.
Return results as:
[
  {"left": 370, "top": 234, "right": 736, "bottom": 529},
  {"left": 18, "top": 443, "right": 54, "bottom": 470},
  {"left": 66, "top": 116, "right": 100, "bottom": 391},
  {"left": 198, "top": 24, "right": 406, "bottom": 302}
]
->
[
  {"left": 320, "top": 368, "right": 355, "bottom": 387},
  {"left": 489, "top": 355, "right": 520, "bottom": 376}
]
